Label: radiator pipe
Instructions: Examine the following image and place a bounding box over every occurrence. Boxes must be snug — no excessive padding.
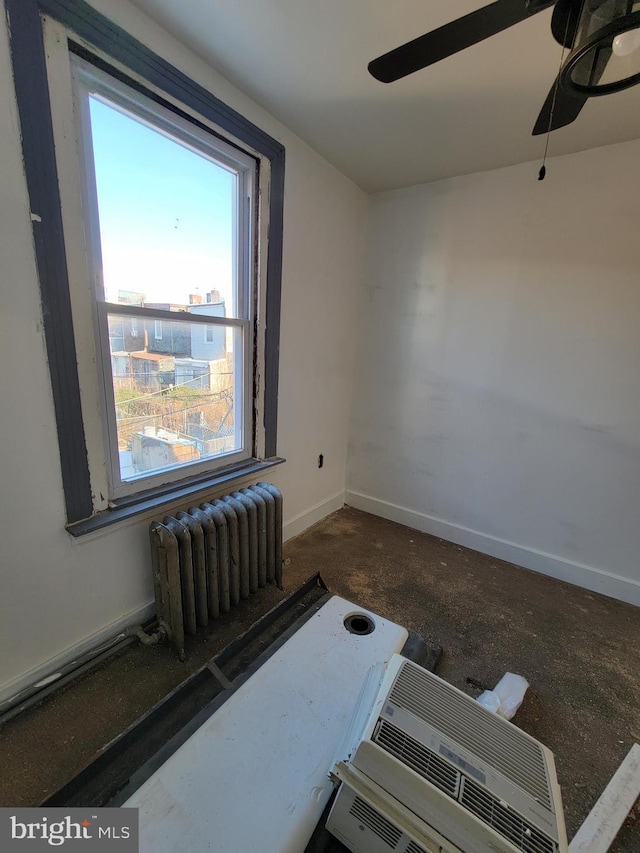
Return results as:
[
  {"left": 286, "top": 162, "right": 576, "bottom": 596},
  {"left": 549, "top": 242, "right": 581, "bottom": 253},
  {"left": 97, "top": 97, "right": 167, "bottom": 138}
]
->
[
  {"left": 0, "top": 621, "right": 155, "bottom": 726},
  {"left": 128, "top": 624, "right": 167, "bottom": 647}
]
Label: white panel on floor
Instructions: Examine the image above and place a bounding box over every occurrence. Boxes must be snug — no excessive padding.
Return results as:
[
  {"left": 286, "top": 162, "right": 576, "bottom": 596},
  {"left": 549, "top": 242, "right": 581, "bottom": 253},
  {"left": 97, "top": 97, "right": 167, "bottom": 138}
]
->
[{"left": 125, "top": 596, "right": 409, "bottom": 853}]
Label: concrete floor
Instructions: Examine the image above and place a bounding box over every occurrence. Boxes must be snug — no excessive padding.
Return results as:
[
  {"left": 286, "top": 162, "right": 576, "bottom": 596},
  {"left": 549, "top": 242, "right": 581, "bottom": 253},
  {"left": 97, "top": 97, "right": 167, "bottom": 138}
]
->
[{"left": 1, "top": 506, "right": 639, "bottom": 850}]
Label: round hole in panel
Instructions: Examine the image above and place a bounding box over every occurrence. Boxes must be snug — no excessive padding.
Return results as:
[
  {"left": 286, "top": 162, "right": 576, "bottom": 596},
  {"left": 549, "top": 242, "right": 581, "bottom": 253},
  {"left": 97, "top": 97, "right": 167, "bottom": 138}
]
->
[{"left": 344, "top": 613, "right": 375, "bottom": 636}]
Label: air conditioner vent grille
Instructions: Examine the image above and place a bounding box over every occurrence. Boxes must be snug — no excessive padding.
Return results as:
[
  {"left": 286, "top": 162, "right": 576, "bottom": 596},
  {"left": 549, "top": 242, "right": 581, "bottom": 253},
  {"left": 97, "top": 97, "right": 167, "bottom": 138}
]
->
[
  {"left": 405, "top": 842, "right": 428, "bottom": 853},
  {"left": 349, "top": 795, "right": 402, "bottom": 848},
  {"left": 460, "top": 778, "right": 556, "bottom": 853},
  {"left": 375, "top": 720, "right": 460, "bottom": 798},
  {"left": 389, "top": 663, "right": 551, "bottom": 808}
]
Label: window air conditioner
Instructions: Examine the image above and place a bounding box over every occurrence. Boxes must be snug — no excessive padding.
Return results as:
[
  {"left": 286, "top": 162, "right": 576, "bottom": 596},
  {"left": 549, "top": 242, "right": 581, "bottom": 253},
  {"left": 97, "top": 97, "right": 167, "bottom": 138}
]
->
[{"left": 326, "top": 654, "right": 568, "bottom": 853}]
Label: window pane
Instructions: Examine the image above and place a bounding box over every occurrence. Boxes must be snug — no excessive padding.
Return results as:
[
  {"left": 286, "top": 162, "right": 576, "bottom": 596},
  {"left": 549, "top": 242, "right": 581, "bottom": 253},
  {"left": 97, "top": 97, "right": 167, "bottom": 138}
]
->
[
  {"left": 108, "top": 313, "right": 243, "bottom": 481},
  {"left": 88, "top": 95, "right": 239, "bottom": 317}
]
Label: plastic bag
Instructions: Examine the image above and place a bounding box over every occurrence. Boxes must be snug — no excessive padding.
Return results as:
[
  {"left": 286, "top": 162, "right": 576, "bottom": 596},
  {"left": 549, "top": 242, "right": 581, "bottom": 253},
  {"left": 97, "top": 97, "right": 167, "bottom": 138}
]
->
[{"left": 476, "top": 672, "right": 529, "bottom": 720}]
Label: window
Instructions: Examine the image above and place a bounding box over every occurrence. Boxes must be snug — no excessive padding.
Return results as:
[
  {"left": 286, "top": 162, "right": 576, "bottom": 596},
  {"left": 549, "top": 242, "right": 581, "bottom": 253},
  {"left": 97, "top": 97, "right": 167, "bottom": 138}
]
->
[
  {"left": 72, "top": 59, "right": 256, "bottom": 499},
  {"left": 7, "top": 0, "right": 284, "bottom": 531}
]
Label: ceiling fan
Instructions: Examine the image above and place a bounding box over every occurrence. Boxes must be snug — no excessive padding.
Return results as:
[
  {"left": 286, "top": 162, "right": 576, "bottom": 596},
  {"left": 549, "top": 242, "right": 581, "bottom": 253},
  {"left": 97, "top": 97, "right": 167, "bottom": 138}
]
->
[{"left": 368, "top": 0, "right": 640, "bottom": 135}]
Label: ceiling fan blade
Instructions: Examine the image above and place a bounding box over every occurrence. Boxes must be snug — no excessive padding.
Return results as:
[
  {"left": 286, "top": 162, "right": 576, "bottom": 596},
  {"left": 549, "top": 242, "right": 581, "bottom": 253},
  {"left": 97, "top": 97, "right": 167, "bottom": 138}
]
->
[
  {"left": 550, "top": 0, "right": 581, "bottom": 48},
  {"left": 532, "top": 46, "right": 612, "bottom": 134},
  {"left": 368, "top": 0, "right": 555, "bottom": 83},
  {"left": 532, "top": 80, "right": 587, "bottom": 134}
]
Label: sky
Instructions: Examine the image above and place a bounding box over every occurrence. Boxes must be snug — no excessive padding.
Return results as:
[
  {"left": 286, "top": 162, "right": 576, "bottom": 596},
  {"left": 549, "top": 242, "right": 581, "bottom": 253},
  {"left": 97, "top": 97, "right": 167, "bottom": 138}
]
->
[{"left": 88, "top": 95, "right": 236, "bottom": 312}]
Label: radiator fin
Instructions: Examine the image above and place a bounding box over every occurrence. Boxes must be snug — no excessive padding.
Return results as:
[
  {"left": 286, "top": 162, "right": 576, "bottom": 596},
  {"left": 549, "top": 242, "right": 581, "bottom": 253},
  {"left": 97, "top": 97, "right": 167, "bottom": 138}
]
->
[
  {"left": 460, "top": 778, "right": 556, "bottom": 853},
  {"left": 389, "top": 663, "right": 551, "bottom": 808},
  {"left": 349, "top": 796, "right": 402, "bottom": 848},
  {"left": 375, "top": 720, "right": 459, "bottom": 798}
]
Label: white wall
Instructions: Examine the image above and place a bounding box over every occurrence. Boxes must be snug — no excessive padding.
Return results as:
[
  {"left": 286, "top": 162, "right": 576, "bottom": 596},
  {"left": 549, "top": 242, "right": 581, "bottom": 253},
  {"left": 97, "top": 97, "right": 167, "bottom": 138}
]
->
[
  {"left": 0, "top": 0, "right": 367, "bottom": 703},
  {"left": 348, "top": 141, "right": 640, "bottom": 606}
]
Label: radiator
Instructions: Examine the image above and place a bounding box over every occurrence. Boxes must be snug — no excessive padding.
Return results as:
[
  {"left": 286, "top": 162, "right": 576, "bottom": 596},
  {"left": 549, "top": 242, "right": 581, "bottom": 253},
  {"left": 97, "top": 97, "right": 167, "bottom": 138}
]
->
[{"left": 149, "top": 482, "right": 283, "bottom": 659}]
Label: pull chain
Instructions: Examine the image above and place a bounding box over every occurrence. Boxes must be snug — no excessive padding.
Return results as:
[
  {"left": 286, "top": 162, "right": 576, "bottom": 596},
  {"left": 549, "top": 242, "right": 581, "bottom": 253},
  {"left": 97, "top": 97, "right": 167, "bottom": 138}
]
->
[{"left": 539, "top": 8, "right": 574, "bottom": 180}]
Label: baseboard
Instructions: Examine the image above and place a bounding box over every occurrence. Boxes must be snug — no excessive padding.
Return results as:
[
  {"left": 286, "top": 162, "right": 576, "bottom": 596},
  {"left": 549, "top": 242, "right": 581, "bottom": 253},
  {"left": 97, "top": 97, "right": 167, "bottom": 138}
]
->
[
  {"left": 284, "top": 490, "right": 345, "bottom": 542},
  {"left": 345, "top": 491, "right": 640, "bottom": 607},
  {"left": 0, "top": 601, "right": 155, "bottom": 709}
]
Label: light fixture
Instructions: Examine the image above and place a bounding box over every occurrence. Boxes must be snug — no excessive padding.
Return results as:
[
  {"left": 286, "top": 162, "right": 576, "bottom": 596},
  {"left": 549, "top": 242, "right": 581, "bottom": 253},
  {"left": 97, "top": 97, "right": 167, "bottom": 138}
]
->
[{"left": 560, "top": 0, "right": 640, "bottom": 95}]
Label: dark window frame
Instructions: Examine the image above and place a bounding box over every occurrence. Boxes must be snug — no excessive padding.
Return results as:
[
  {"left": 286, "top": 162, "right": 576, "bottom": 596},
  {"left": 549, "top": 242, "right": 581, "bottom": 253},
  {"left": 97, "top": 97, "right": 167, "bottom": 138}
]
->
[{"left": 6, "top": 0, "right": 284, "bottom": 534}]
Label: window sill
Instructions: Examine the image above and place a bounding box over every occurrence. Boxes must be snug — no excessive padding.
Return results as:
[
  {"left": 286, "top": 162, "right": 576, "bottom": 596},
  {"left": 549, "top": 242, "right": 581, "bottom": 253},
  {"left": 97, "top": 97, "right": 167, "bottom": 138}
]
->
[{"left": 66, "top": 456, "right": 285, "bottom": 537}]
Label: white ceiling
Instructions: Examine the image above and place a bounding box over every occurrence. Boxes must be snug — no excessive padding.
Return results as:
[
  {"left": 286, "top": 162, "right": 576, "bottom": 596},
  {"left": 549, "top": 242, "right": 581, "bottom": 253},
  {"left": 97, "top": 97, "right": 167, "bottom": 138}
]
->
[{"left": 129, "top": 0, "right": 640, "bottom": 192}]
